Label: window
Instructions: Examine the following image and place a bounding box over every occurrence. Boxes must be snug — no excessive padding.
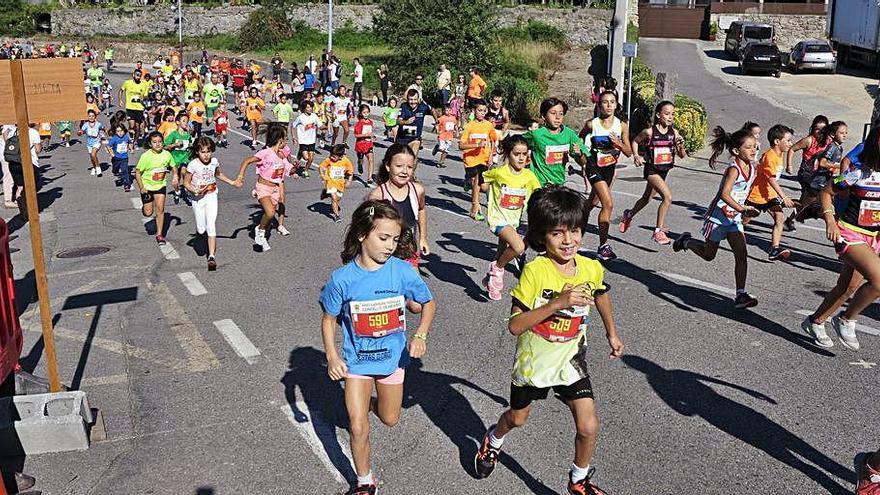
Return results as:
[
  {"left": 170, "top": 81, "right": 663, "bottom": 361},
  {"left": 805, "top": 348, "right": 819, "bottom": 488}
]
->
[
  {"left": 743, "top": 26, "right": 773, "bottom": 39},
  {"left": 805, "top": 43, "right": 832, "bottom": 53}
]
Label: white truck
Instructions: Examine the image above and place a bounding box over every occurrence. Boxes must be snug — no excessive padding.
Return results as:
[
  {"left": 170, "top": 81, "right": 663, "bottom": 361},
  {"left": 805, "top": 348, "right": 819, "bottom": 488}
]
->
[{"left": 828, "top": 0, "right": 880, "bottom": 70}]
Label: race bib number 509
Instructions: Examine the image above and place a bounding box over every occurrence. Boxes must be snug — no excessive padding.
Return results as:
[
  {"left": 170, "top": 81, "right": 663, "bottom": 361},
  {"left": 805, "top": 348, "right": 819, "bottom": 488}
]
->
[{"left": 350, "top": 296, "right": 406, "bottom": 338}]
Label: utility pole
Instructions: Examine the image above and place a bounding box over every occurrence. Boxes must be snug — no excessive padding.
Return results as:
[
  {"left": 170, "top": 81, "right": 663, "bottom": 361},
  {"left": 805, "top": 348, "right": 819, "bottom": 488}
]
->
[
  {"left": 177, "top": 0, "right": 183, "bottom": 67},
  {"left": 327, "top": 0, "right": 334, "bottom": 53}
]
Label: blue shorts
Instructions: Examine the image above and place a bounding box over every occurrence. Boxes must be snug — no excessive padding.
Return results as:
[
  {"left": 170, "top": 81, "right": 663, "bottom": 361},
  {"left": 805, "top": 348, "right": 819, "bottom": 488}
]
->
[
  {"left": 701, "top": 217, "right": 743, "bottom": 243},
  {"left": 492, "top": 223, "right": 527, "bottom": 236}
]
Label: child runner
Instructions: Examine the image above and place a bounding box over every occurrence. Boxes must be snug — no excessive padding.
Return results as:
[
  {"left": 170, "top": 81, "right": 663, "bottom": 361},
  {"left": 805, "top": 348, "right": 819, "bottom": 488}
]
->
[
  {"left": 580, "top": 91, "right": 632, "bottom": 260},
  {"left": 213, "top": 102, "right": 229, "bottom": 147},
  {"left": 744, "top": 124, "right": 795, "bottom": 261},
  {"left": 272, "top": 93, "right": 294, "bottom": 135},
  {"left": 318, "top": 144, "right": 354, "bottom": 222},
  {"left": 459, "top": 99, "right": 499, "bottom": 221},
  {"left": 620, "top": 100, "right": 687, "bottom": 245},
  {"left": 522, "top": 97, "right": 587, "bottom": 187},
  {"left": 742, "top": 121, "right": 761, "bottom": 153},
  {"left": 480, "top": 134, "right": 541, "bottom": 301},
  {"left": 474, "top": 185, "right": 623, "bottom": 495},
  {"left": 314, "top": 92, "right": 329, "bottom": 148},
  {"left": 319, "top": 200, "right": 436, "bottom": 495},
  {"left": 157, "top": 108, "right": 177, "bottom": 138},
  {"left": 135, "top": 131, "right": 176, "bottom": 245},
  {"left": 331, "top": 85, "right": 353, "bottom": 147},
  {"left": 786, "top": 114, "right": 830, "bottom": 231},
  {"left": 367, "top": 143, "right": 430, "bottom": 265},
  {"left": 163, "top": 113, "right": 191, "bottom": 205},
  {"left": 79, "top": 110, "right": 105, "bottom": 177},
  {"left": 353, "top": 104, "right": 375, "bottom": 183},
  {"left": 383, "top": 96, "right": 399, "bottom": 141},
  {"left": 57, "top": 120, "right": 73, "bottom": 147},
  {"left": 433, "top": 105, "right": 457, "bottom": 168},
  {"left": 38, "top": 122, "right": 51, "bottom": 149},
  {"left": 186, "top": 91, "right": 206, "bottom": 138},
  {"left": 673, "top": 127, "right": 760, "bottom": 309},
  {"left": 292, "top": 100, "right": 322, "bottom": 177},
  {"left": 245, "top": 87, "right": 266, "bottom": 148},
  {"left": 183, "top": 136, "right": 240, "bottom": 271},
  {"left": 233, "top": 124, "right": 293, "bottom": 251},
  {"left": 106, "top": 124, "right": 133, "bottom": 191}
]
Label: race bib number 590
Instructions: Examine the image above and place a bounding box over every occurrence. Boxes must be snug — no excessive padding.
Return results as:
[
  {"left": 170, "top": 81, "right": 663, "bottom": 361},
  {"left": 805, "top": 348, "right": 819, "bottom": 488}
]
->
[{"left": 350, "top": 296, "right": 406, "bottom": 338}]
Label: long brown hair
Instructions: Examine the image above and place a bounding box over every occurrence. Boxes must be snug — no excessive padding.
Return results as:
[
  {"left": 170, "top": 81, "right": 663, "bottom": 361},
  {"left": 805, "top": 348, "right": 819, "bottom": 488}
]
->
[{"left": 341, "top": 200, "right": 417, "bottom": 263}]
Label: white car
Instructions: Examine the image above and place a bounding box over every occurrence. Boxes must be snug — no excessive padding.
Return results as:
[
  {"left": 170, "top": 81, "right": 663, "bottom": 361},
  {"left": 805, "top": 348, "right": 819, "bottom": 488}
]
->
[{"left": 789, "top": 39, "right": 837, "bottom": 74}]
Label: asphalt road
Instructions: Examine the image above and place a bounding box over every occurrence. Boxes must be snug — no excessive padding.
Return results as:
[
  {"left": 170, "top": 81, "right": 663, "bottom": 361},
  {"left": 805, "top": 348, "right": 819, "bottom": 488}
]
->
[{"left": 0, "top": 60, "right": 875, "bottom": 495}]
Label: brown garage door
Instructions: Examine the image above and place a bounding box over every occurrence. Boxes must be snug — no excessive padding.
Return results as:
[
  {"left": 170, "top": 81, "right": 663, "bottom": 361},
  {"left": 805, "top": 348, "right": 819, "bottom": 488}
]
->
[{"left": 639, "top": 4, "right": 708, "bottom": 39}]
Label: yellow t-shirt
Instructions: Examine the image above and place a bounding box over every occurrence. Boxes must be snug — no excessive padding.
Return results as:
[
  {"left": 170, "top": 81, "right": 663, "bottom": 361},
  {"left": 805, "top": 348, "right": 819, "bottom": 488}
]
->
[
  {"left": 483, "top": 164, "right": 541, "bottom": 229},
  {"left": 460, "top": 119, "right": 497, "bottom": 168},
  {"left": 510, "top": 255, "right": 606, "bottom": 388},
  {"left": 245, "top": 97, "right": 266, "bottom": 122},
  {"left": 121, "top": 79, "right": 150, "bottom": 111},
  {"left": 319, "top": 156, "right": 354, "bottom": 192}
]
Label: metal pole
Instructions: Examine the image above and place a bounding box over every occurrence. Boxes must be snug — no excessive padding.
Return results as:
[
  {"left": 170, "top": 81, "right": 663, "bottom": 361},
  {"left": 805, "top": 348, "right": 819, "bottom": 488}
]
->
[
  {"left": 177, "top": 0, "right": 183, "bottom": 67},
  {"left": 327, "top": 0, "right": 334, "bottom": 53},
  {"left": 626, "top": 56, "right": 633, "bottom": 123}
]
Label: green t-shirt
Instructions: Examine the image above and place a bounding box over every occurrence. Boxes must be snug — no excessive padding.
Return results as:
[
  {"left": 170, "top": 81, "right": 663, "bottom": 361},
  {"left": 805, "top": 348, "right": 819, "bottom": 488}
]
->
[
  {"left": 136, "top": 150, "right": 174, "bottom": 191},
  {"left": 87, "top": 67, "right": 104, "bottom": 87},
  {"left": 483, "top": 165, "right": 541, "bottom": 230},
  {"left": 522, "top": 126, "right": 583, "bottom": 186},
  {"left": 203, "top": 82, "right": 224, "bottom": 108},
  {"left": 273, "top": 102, "right": 294, "bottom": 123},
  {"left": 164, "top": 130, "right": 191, "bottom": 166},
  {"left": 383, "top": 107, "right": 399, "bottom": 127},
  {"left": 510, "top": 255, "right": 606, "bottom": 388}
]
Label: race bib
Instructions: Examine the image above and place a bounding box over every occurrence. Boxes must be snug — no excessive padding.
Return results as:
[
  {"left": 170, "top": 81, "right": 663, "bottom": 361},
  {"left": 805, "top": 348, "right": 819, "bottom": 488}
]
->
[
  {"left": 350, "top": 296, "right": 406, "bottom": 338},
  {"left": 470, "top": 133, "right": 488, "bottom": 146},
  {"left": 530, "top": 291, "right": 588, "bottom": 342},
  {"left": 596, "top": 150, "right": 617, "bottom": 167},
  {"left": 444, "top": 122, "right": 455, "bottom": 132},
  {"left": 499, "top": 186, "right": 527, "bottom": 210},
  {"left": 271, "top": 163, "right": 285, "bottom": 179},
  {"left": 545, "top": 144, "right": 569, "bottom": 165},
  {"left": 362, "top": 125, "right": 372, "bottom": 136},
  {"left": 722, "top": 189, "right": 750, "bottom": 218},
  {"left": 402, "top": 125, "right": 417, "bottom": 136},
  {"left": 87, "top": 127, "right": 99, "bottom": 137},
  {"left": 115, "top": 143, "right": 128, "bottom": 154},
  {"left": 653, "top": 146, "right": 673, "bottom": 166},
  {"left": 859, "top": 200, "right": 880, "bottom": 227},
  {"left": 179, "top": 139, "right": 189, "bottom": 149},
  {"left": 217, "top": 117, "right": 227, "bottom": 125},
  {"left": 329, "top": 166, "right": 346, "bottom": 179},
  {"left": 201, "top": 183, "right": 217, "bottom": 194},
  {"left": 151, "top": 168, "right": 167, "bottom": 182}
]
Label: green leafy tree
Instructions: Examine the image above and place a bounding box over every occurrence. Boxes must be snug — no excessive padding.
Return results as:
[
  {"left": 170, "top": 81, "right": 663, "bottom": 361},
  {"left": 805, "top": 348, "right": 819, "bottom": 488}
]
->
[
  {"left": 236, "top": 6, "right": 294, "bottom": 51},
  {"left": 373, "top": 0, "right": 498, "bottom": 90}
]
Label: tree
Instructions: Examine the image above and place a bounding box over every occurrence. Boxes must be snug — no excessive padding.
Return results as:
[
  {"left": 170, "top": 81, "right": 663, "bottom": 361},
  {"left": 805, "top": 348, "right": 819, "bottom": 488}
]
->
[{"left": 373, "top": 0, "right": 498, "bottom": 89}]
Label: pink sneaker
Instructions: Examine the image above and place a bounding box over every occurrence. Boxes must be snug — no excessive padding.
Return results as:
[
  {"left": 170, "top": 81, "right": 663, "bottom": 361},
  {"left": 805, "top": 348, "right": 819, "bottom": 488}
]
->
[
  {"left": 483, "top": 262, "right": 504, "bottom": 301},
  {"left": 857, "top": 453, "right": 880, "bottom": 495},
  {"left": 619, "top": 209, "right": 633, "bottom": 233},
  {"left": 652, "top": 228, "right": 672, "bottom": 245}
]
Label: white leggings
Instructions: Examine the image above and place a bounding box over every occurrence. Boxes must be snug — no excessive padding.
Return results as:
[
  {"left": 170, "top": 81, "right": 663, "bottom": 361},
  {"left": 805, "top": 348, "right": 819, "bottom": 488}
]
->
[{"left": 191, "top": 193, "right": 218, "bottom": 237}]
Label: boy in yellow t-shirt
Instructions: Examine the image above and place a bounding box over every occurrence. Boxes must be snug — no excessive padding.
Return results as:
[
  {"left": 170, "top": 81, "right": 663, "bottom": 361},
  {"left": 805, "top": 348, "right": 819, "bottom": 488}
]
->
[
  {"left": 318, "top": 144, "right": 354, "bottom": 223},
  {"left": 474, "top": 185, "right": 623, "bottom": 495},
  {"left": 459, "top": 99, "right": 498, "bottom": 221},
  {"left": 744, "top": 124, "right": 795, "bottom": 261}
]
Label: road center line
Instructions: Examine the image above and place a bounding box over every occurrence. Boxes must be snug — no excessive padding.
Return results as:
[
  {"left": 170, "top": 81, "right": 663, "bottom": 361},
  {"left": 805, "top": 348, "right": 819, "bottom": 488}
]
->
[
  {"left": 659, "top": 271, "right": 736, "bottom": 296},
  {"left": 281, "top": 402, "right": 352, "bottom": 486},
  {"left": 177, "top": 272, "right": 207, "bottom": 296},
  {"left": 213, "top": 319, "right": 261, "bottom": 364},
  {"left": 794, "top": 310, "right": 880, "bottom": 336}
]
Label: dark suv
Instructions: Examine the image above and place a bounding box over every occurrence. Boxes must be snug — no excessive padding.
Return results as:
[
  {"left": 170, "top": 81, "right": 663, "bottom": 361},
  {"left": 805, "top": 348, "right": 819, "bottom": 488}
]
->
[{"left": 739, "top": 42, "right": 782, "bottom": 77}]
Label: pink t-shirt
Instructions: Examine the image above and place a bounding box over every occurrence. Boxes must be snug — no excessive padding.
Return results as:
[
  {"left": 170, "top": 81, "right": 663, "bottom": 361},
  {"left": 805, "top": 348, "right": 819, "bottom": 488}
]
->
[{"left": 254, "top": 147, "right": 293, "bottom": 184}]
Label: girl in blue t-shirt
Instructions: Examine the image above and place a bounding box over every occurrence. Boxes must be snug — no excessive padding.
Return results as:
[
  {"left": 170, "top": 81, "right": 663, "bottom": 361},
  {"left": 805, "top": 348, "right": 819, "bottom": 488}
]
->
[{"left": 319, "top": 200, "right": 436, "bottom": 495}]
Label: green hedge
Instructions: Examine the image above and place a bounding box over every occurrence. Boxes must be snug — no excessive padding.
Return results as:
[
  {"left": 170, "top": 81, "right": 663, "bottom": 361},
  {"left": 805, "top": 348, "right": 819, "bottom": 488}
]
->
[{"left": 488, "top": 75, "right": 544, "bottom": 125}]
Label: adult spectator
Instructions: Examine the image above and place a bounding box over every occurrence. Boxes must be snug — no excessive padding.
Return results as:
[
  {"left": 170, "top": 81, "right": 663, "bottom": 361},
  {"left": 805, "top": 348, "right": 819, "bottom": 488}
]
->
[
  {"left": 436, "top": 64, "right": 452, "bottom": 106},
  {"left": 305, "top": 54, "right": 317, "bottom": 75},
  {"left": 1, "top": 124, "right": 42, "bottom": 219},
  {"left": 377, "top": 64, "right": 390, "bottom": 105},
  {"left": 467, "top": 67, "right": 487, "bottom": 107},
  {"left": 119, "top": 69, "right": 150, "bottom": 144},
  {"left": 407, "top": 74, "right": 424, "bottom": 102},
  {"left": 271, "top": 52, "right": 284, "bottom": 79},
  {"left": 351, "top": 58, "right": 364, "bottom": 106},
  {"left": 328, "top": 56, "right": 340, "bottom": 92}
]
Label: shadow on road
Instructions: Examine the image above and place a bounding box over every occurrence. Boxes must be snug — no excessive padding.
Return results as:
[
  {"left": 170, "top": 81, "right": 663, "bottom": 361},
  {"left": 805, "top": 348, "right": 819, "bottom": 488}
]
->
[
  {"left": 703, "top": 49, "right": 732, "bottom": 61},
  {"left": 623, "top": 355, "right": 853, "bottom": 495}
]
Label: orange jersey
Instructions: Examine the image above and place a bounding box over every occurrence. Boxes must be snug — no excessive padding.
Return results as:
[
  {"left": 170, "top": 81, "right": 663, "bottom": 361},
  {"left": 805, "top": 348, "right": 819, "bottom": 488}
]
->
[
  {"left": 748, "top": 148, "right": 785, "bottom": 204},
  {"left": 460, "top": 119, "right": 497, "bottom": 168}
]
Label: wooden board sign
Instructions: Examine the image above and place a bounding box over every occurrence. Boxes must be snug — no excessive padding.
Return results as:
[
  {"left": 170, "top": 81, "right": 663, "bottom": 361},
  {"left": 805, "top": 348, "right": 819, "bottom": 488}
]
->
[{"left": 0, "top": 58, "right": 87, "bottom": 124}]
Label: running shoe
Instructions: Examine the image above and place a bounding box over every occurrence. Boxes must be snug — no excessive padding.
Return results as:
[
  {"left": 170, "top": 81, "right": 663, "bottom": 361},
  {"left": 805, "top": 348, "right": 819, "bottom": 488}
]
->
[
  {"left": 251, "top": 189, "right": 257, "bottom": 199},
  {"left": 733, "top": 292, "right": 758, "bottom": 309},
  {"left": 474, "top": 427, "right": 501, "bottom": 479},
  {"left": 96, "top": 168, "right": 102, "bottom": 177},
  {"left": 801, "top": 316, "right": 833, "bottom": 348},
  {"left": 767, "top": 247, "right": 791, "bottom": 261},
  {"left": 619, "top": 209, "right": 633, "bottom": 233},
  {"left": 155, "top": 235, "right": 166, "bottom": 246},
  {"left": 254, "top": 228, "right": 271, "bottom": 252},
  {"left": 90, "top": 167, "right": 96, "bottom": 176},
  {"left": 172, "top": 190, "right": 180, "bottom": 205},
  {"left": 334, "top": 214, "right": 342, "bottom": 223},
  {"left": 302, "top": 170, "right": 310, "bottom": 178},
  {"left": 357, "top": 162, "right": 363, "bottom": 174},
  {"left": 855, "top": 452, "right": 880, "bottom": 495},
  {"left": 277, "top": 225, "right": 291, "bottom": 236},
  {"left": 652, "top": 229, "right": 672, "bottom": 245},
  {"left": 345, "top": 481, "right": 377, "bottom": 495},
  {"left": 207, "top": 256, "right": 217, "bottom": 271},
  {"left": 472, "top": 212, "right": 485, "bottom": 222},
  {"left": 483, "top": 262, "right": 504, "bottom": 301},
  {"left": 64, "top": 142, "right": 70, "bottom": 147},
  {"left": 568, "top": 467, "right": 608, "bottom": 495},
  {"left": 597, "top": 244, "right": 617, "bottom": 261},
  {"left": 832, "top": 314, "right": 860, "bottom": 350},
  {"left": 672, "top": 232, "right": 692, "bottom": 253}
]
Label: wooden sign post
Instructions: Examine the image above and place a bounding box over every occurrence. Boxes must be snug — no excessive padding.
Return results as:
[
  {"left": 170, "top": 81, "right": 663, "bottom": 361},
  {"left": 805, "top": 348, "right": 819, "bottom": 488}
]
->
[{"left": 0, "top": 58, "right": 86, "bottom": 392}]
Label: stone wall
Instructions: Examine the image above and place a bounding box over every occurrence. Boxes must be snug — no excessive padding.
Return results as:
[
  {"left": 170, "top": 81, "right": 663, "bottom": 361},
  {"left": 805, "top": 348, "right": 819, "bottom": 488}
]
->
[
  {"left": 711, "top": 13, "right": 827, "bottom": 50},
  {"left": 51, "top": 4, "right": 613, "bottom": 47}
]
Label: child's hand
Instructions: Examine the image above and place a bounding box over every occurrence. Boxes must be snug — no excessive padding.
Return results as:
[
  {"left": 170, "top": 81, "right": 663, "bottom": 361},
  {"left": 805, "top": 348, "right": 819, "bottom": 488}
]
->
[
  {"left": 781, "top": 196, "right": 794, "bottom": 208},
  {"left": 553, "top": 284, "right": 593, "bottom": 311},
  {"left": 826, "top": 221, "right": 840, "bottom": 244},
  {"left": 633, "top": 154, "right": 645, "bottom": 167},
  {"left": 607, "top": 334, "right": 624, "bottom": 359},
  {"left": 741, "top": 206, "right": 760, "bottom": 218},
  {"left": 571, "top": 142, "right": 583, "bottom": 156},
  {"left": 326, "top": 355, "right": 348, "bottom": 381},
  {"left": 609, "top": 133, "right": 623, "bottom": 149}
]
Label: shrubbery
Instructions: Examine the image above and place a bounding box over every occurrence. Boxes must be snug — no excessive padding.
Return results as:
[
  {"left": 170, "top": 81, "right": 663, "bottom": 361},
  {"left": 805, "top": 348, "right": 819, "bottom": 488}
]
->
[
  {"left": 632, "top": 75, "right": 708, "bottom": 154},
  {"left": 235, "top": 7, "right": 294, "bottom": 51},
  {"left": 489, "top": 75, "right": 544, "bottom": 125}
]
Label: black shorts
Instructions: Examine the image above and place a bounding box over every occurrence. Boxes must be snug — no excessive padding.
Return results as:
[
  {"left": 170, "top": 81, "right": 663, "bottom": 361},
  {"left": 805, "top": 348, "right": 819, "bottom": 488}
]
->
[
  {"left": 126, "top": 109, "right": 144, "bottom": 123},
  {"left": 395, "top": 135, "right": 420, "bottom": 146},
  {"left": 465, "top": 164, "right": 488, "bottom": 184},
  {"left": 643, "top": 163, "right": 671, "bottom": 180},
  {"left": 466, "top": 96, "right": 482, "bottom": 108},
  {"left": 232, "top": 85, "right": 245, "bottom": 95},
  {"left": 586, "top": 164, "right": 615, "bottom": 186},
  {"left": 298, "top": 143, "right": 316, "bottom": 154},
  {"left": 745, "top": 197, "right": 784, "bottom": 212},
  {"left": 141, "top": 187, "right": 166, "bottom": 205},
  {"left": 509, "top": 376, "right": 594, "bottom": 410}
]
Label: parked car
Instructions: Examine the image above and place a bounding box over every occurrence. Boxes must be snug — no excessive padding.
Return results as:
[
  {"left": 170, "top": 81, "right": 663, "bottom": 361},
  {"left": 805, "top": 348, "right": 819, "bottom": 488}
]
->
[
  {"left": 789, "top": 39, "right": 837, "bottom": 73},
  {"left": 739, "top": 42, "right": 783, "bottom": 77},
  {"left": 725, "top": 21, "right": 775, "bottom": 59}
]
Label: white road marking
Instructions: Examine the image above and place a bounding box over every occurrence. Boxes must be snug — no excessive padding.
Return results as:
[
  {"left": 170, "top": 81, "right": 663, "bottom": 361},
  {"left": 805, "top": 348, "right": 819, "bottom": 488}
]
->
[
  {"left": 281, "top": 402, "right": 352, "bottom": 486},
  {"left": 427, "top": 204, "right": 471, "bottom": 220},
  {"left": 177, "top": 272, "right": 207, "bottom": 296},
  {"left": 159, "top": 241, "right": 180, "bottom": 260},
  {"left": 849, "top": 359, "right": 877, "bottom": 369},
  {"left": 612, "top": 190, "right": 643, "bottom": 199},
  {"left": 150, "top": 281, "right": 219, "bottom": 372},
  {"left": 213, "top": 319, "right": 261, "bottom": 364},
  {"left": 795, "top": 310, "right": 880, "bottom": 336},
  {"left": 659, "top": 271, "right": 735, "bottom": 296}
]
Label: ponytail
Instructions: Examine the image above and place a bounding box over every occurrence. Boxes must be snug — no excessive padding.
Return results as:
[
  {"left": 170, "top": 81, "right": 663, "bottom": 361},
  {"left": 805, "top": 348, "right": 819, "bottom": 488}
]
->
[{"left": 708, "top": 126, "right": 752, "bottom": 170}]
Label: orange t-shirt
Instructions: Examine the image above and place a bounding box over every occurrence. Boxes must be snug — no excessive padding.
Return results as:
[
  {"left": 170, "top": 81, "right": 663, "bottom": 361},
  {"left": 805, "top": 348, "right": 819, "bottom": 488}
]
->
[
  {"left": 245, "top": 97, "right": 265, "bottom": 122},
  {"left": 437, "top": 115, "right": 457, "bottom": 141},
  {"left": 747, "top": 147, "right": 784, "bottom": 204},
  {"left": 158, "top": 121, "right": 176, "bottom": 137},
  {"left": 187, "top": 101, "right": 206, "bottom": 124},
  {"left": 460, "top": 119, "right": 497, "bottom": 168},
  {"left": 467, "top": 74, "right": 486, "bottom": 99},
  {"left": 319, "top": 156, "right": 354, "bottom": 192}
]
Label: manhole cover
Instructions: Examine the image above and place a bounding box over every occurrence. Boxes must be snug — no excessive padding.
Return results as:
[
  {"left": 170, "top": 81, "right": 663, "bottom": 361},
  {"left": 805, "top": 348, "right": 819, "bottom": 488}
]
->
[{"left": 56, "top": 247, "right": 110, "bottom": 258}]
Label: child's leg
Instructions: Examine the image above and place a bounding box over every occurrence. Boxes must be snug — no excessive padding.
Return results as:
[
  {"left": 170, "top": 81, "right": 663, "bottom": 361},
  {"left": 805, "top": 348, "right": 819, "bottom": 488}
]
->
[
  {"left": 567, "top": 397, "right": 600, "bottom": 471},
  {"left": 332, "top": 124, "right": 340, "bottom": 145},
  {"left": 250, "top": 121, "right": 258, "bottom": 143},
  {"left": 330, "top": 193, "right": 340, "bottom": 216},
  {"left": 344, "top": 377, "right": 375, "bottom": 479},
  {"left": 120, "top": 158, "right": 131, "bottom": 188},
  {"left": 439, "top": 150, "right": 447, "bottom": 166},
  {"left": 154, "top": 194, "right": 166, "bottom": 235},
  {"left": 258, "top": 197, "right": 276, "bottom": 230},
  {"left": 276, "top": 201, "right": 285, "bottom": 227},
  {"left": 305, "top": 151, "right": 314, "bottom": 170},
  {"left": 141, "top": 194, "right": 154, "bottom": 218},
  {"left": 812, "top": 264, "right": 861, "bottom": 323},
  {"left": 493, "top": 404, "right": 533, "bottom": 438},
  {"left": 592, "top": 181, "right": 614, "bottom": 246},
  {"left": 646, "top": 174, "right": 672, "bottom": 229},
  {"left": 89, "top": 148, "right": 99, "bottom": 168},
  {"left": 342, "top": 121, "right": 350, "bottom": 143},
  {"left": 628, "top": 182, "right": 655, "bottom": 218},
  {"left": 470, "top": 174, "right": 481, "bottom": 215},
  {"left": 373, "top": 380, "right": 403, "bottom": 427},
  {"left": 205, "top": 194, "right": 218, "bottom": 257},
  {"left": 726, "top": 232, "right": 749, "bottom": 291},
  {"left": 839, "top": 245, "right": 880, "bottom": 320},
  {"left": 366, "top": 152, "right": 374, "bottom": 180},
  {"left": 685, "top": 236, "right": 720, "bottom": 261},
  {"left": 770, "top": 208, "right": 785, "bottom": 248},
  {"left": 496, "top": 226, "right": 525, "bottom": 268}
]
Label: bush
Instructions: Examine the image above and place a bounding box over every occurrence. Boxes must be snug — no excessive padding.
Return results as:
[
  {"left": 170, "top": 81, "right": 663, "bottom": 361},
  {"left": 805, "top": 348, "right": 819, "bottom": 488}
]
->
[
  {"left": 235, "top": 7, "right": 293, "bottom": 51},
  {"left": 0, "top": 0, "right": 41, "bottom": 36},
  {"left": 489, "top": 75, "right": 544, "bottom": 125}
]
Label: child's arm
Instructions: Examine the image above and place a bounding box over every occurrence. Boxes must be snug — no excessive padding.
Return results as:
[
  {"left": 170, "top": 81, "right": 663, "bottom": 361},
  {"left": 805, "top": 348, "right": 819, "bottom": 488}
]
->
[
  {"left": 719, "top": 166, "right": 758, "bottom": 217},
  {"left": 819, "top": 181, "right": 839, "bottom": 243},
  {"left": 407, "top": 299, "right": 436, "bottom": 359},
  {"left": 631, "top": 129, "right": 647, "bottom": 166},
  {"left": 786, "top": 135, "right": 811, "bottom": 174},
  {"left": 182, "top": 170, "right": 198, "bottom": 194},
  {"left": 767, "top": 174, "right": 794, "bottom": 208},
  {"left": 216, "top": 169, "right": 239, "bottom": 187},
  {"left": 594, "top": 292, "right": 623, "bottom": 358},
  {"left": 508, "top": 284, "right": 593, "bottom": 336},
  {"left": 817, "top": 155, "right": 839, "bottom": 172},
  {"left": 416, "top": 183, "right": 430, "bottom": 255},
  {"left": 321, "top": 313, "right": 347, "bottom": 380},
  {"left": 613, "top": 122, "right": 633, "bottom": 158},
  {"left": 234, "top": 156, "right": 260, "bottom": 186},
  {"left": 134, "top": 167, "right": 145, "bottom": 193},
  {"left": 673, "top": 129, "right": 687, "bottom": 158}
]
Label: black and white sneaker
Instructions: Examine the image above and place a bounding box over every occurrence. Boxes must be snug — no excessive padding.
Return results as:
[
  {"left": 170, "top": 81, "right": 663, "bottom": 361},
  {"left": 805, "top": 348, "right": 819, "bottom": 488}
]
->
[
  {"left": 734, "top": 292, "right": 758, "bottom": 309},
  {"left": 673, "top": 231, "right": 692, "bottom": 252}
]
